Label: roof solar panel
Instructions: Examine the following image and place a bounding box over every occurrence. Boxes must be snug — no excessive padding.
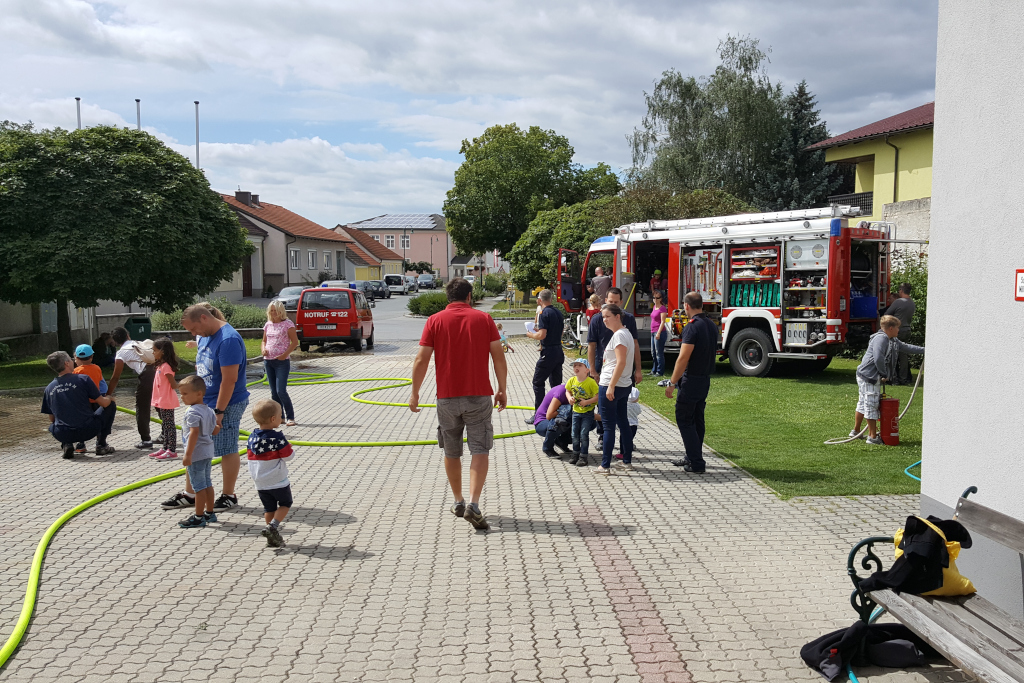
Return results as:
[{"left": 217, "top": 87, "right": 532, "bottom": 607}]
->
[{"left": 353, "top": 214, "right": 440, "bottom": 230}]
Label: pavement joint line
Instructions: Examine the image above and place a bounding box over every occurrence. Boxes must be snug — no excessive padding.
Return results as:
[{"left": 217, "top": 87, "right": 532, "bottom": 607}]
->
[{"left": 572, "top": 505, "right": 692, "bottom": 683}]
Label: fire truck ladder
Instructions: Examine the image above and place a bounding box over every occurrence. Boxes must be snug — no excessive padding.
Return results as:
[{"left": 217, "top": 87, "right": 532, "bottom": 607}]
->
[{"left": 612, "top": 205, "right": 864, "bottom": 236}]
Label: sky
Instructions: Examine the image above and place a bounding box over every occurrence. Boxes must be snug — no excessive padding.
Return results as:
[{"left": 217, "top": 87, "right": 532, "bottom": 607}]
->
[{"left": 0, "top": 0, "right": 938, "bottom": 227}]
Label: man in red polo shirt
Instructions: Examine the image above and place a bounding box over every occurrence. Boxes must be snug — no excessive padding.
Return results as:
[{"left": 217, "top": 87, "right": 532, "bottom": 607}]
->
[{"left": 411, "top": 277, "right": 507, "bottom": 531}]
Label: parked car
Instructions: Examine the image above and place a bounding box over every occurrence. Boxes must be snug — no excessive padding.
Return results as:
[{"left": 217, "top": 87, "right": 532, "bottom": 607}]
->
[
  {"left": 404, "top": 275, "right": 419, "bottom": 293},
  {"left": 320, "top": 280, "right": 350, "bottom": 288},
  {"left": 273, "top": 285, "right": 306, "bottom": 311},
  {"left": 350, "top": 280, "right": 378, "bottom": 304},
  {"left": 367, "top": 280, "right": 391, "bottom": 299},
  {"left": 417, "top": 273, "right": 436, "bottom": 289},
  {"left": 464, "top": 275, "right": 476, "bottom": 285},
  {"left": 384, "top": 274, "right": 408, "bottom": 295},
  {"left": 295, "top": 287, "right": 374, "bottom": 352}
]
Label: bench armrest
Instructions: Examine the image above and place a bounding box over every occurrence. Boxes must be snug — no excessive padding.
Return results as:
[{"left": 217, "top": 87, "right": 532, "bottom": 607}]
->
[{"left": 848, "top": 536, "right": 894, "bottom": 622}]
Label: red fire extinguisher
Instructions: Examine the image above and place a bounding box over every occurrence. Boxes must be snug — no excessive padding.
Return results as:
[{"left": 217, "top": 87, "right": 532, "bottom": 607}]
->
[{"left": 879, "top": 395, "right": 900, "bottom": 446}]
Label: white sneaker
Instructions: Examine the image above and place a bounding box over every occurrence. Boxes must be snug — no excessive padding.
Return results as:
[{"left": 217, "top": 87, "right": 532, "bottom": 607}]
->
[
  {"left": 612, "top": 462, "right": 634, "bottom": 472},
  {"left": 848, "top": 430, "right": 866, "bottom": 440},
  {"left": 866, "top": 436, "right": 884, "bottom": 445},
  {"left": 592, "top": 466, "right": 611, "bottom": 475}
]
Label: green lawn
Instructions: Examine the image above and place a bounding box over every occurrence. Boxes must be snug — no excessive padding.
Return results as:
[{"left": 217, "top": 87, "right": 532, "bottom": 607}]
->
[
  {"left": 488, "top": 301, "right": 536, "bottom": 320},
  {"left": 637, "top": 357, "right": 923, "bottom": 499}
]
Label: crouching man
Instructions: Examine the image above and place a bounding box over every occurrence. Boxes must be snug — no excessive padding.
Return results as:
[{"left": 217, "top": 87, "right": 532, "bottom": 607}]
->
[
  {"left": 851, "top": 315, "right": 924, "bottom": 444},
  {"left": 41, "top": 351, "right": 117, "bottom": 458}
]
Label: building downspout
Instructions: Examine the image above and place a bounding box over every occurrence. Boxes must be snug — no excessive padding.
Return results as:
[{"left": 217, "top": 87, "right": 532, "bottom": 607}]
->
[{"left": 884, "top": 135, "right": 900, "bottom": 205}]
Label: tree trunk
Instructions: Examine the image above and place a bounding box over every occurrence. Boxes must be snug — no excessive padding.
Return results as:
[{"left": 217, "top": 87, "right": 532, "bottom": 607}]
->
[{"left": 56, "top": 296, "right": 73, "bottom": 354}]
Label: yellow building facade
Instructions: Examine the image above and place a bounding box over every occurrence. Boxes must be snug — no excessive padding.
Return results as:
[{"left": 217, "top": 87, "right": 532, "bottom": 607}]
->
[{"left": 811, "top": 102, "right": 934, "bottom": 223}]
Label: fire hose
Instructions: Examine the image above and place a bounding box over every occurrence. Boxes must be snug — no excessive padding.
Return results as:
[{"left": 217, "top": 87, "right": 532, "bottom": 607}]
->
[
  {"left": 0, "top": 368, "right": 535, "bottom": 668},
  {"left": 823, "top": 359, "right": 925, "bottom": 448}
]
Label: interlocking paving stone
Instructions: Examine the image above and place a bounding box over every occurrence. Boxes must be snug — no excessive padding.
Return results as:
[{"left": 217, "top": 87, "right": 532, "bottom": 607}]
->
[{"left": 0, "top": 339, "right": 968, "bottom": 681}]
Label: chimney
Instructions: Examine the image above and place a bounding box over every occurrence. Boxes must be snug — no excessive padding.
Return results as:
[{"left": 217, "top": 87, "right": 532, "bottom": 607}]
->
[
  {"left": 250, "top": 194, "right": 259, "bottom": 206},
  {"left": 235, "top": 190, "right": 252, "bottom": 206}
]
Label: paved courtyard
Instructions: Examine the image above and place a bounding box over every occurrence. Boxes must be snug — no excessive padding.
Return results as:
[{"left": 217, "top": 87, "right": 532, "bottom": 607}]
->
[{"left": 0, "top": 340, "right": 967, "bottom": 682}]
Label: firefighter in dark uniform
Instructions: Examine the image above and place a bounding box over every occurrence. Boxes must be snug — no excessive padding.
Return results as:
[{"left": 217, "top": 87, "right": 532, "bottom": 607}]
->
[{"left": 665, "top": 291, "right": 719, "bottom": 473}]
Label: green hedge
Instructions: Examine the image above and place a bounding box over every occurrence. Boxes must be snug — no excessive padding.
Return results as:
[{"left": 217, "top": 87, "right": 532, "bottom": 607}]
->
[
  {"left": 407, "top": 292, "right": 449, "bottom": 316},
  {"left": 151, "top": 297, "right": 269, "bottom": 331},
  {"left": 0, "top": 342, "right": 10, "bottom": 363}
]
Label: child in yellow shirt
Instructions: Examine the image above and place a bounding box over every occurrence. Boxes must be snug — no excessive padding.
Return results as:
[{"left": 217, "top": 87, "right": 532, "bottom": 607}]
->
[{"left": 565, "top": 358, "right": 599, "bottom": 467}]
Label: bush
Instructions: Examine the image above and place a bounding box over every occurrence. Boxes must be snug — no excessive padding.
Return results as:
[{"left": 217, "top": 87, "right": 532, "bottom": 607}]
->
[
  {"left": 151, "top": 296, "right": 268, "bottom": 331},
  {"left": 408, "top": 291, "right": 450, "bottom": 316},
  {"left": 890, "top": 249, "right": 927, "bottom": 367},
  {"left": 151, "top": 310, "right": 181, "bottom": 331},
  {"left": 482, "top": 273, "right": 508, "bottom": 295},
  {"left": 0, "top": 342, "right": 10, "bottom": 363},
  {"left": 228, "top": 305, "right": 270, "bottom": 329}
]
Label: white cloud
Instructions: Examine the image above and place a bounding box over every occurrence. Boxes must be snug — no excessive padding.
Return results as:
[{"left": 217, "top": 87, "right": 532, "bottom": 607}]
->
[{"left": 0, "top": 0, "right": 939, "bottom": 216}]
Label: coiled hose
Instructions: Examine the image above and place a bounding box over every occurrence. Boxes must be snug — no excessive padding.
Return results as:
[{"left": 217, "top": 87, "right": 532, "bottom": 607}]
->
[
  {"left": 823, "top": 359, "right": 925, "bottom": 448},
  {"left": 0, "top": 369, "right": 535, "bottom": 668}
]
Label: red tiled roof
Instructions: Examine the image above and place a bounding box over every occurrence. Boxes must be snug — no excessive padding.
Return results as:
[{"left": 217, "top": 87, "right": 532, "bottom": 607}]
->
[
  {"left": 807, "top": 102, "right": 934, "bottom": 151},
  {"left": 337, "top": 225, "right": 404, "bottom": 261},
  {"left": 221, "top": 194, "right": 351, "bottom": 243},
  {"left": 344, "top": 243, "right": 376, "bottom": 268}
]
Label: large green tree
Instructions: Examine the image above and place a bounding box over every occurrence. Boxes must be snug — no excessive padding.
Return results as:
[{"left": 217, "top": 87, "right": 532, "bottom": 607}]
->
[
  {"left": 749, "top": 80, "right": 846, "bottom": 210},
  {"left": 0, "top": 122, "right": 251, "bottom": 351},
  {"left": 443, "top": 123, "right": 620, "bottom": 256},
  {"left": 507, "top": 185, "right": 754, "bottom": 291}
]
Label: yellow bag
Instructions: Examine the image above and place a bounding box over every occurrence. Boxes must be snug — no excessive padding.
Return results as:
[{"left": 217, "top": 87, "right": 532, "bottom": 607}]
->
[{"left": 894, "top": 516, "right": 976, "bottom": 596}]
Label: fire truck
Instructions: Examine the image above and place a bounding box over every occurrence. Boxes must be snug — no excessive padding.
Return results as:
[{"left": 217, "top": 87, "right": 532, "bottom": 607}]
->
[{"left": 555, "top": 206, "right": 918, "bottom": 377}]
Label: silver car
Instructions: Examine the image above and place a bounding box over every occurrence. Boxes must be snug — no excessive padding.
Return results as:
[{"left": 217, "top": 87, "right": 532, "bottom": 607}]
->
[{"left": 273, "top": 285, "right": 306, "bottom": 310}]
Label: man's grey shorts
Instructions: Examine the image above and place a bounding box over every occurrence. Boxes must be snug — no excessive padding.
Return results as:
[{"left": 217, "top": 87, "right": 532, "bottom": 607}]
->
[{"left": 437, "top": 395, "right": 494, "bottom": 459}]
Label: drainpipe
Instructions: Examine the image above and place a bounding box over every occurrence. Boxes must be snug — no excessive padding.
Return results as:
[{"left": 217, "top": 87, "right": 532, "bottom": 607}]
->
[{"left": 884, "top": 135, "right": 900, "bottom": 208}]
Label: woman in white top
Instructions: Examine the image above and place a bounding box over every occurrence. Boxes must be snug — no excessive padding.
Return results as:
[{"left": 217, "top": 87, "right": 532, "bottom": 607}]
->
[{"left": 596, "top": 303, "right": 635, "bottom": 473}]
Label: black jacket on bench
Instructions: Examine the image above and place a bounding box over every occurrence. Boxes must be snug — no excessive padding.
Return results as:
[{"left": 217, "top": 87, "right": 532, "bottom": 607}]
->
[{"left": 859, "top": 515, "right": 972, "bottom": 595}]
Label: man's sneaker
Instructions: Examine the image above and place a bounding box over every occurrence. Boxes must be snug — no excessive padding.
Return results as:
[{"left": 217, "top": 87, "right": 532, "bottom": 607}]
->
[
  {"left": 568, "top": 452, "right": 580, "bottom": 465},
  {"left": 95, "top": 445, "right": 116, "bottom": 456},
  {"left": 849, "top": 429, "right": 866, "bottom": 440},
  {"left": 671, "top": 458, "right": 690, "bottom": 468},
  {"left": 62, "top": 443, "right": 75, "bottom": 460},
  {"left": 178, "top": 514, "right": 207, "bottom": 529},
  {"left": 575, "top": 456, "right": 588, "bottom": 468},
  {"left": 592, "top": 466, "right": 611, "bottom": 475},
  {"left": 613, "top": 462, "right": 634, "bottom": 472},
  {"left": 135, "top": 441, "right": 154, "bottom": 450},
  {"left": 155, "top": 451, "right": 179, "bottom": 460},
  {"left": 463, "top": 504, "right": 489, "bottom": 530},
  {"left": 682, "top": 463, "right": 706, "bottom": 474},
  {"left": 204, "top": 512, "right": 218, "bottom": 523},
  {"left": 657, "top": 379, "right": 670, "bottom": 387},
  {"left": 160, "top": 492, "right": 196, "bottom": 510},
  {"left": 450, "top": 501, "right": 466, "bottom": 518},
  {"left": 866, "top": 436, "right": 884, "bottom": 445},
  {"left": 213, "top": 494, "right": 238, "bottom": 511},
  {"left": 261, "top": 525, "right": 284, "bottom": 547},
  {"left": 74, "top": 442, "right": 87, "bottom": 453}
]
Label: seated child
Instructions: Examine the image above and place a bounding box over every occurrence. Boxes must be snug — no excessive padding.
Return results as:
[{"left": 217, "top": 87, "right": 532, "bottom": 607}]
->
[
  {"left": 177, "top": 375, "right": 218, "bottom": 529},
  {"left": 72, "top": 343, "right": 108, "bottom": 453},
  {"left": 565, "top": 358, "right": 598, "bottom": 468},
  {"left": 247, "top": 399, "right": 296, "bottom": 548}
]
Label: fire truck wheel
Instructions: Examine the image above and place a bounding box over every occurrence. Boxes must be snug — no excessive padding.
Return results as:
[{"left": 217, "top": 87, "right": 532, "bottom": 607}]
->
[
  {"left": 728, "top": 328, "right": 775, "bottom": 377},
  {"left": 300, "top": 343, "right": 310, "bottom": 353}
]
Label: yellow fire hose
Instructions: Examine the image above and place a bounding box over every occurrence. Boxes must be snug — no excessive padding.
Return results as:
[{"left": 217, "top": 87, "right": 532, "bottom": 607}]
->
[{"left": 0, "top": 371, "right": 535, "bottom": 667}]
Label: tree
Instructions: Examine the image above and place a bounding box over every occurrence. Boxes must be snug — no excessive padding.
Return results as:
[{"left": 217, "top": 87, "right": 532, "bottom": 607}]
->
[
  {"left": 403, "top": 260, "right": 435, "bottom": 274},
  {"left": 630, "top": 35, "right": 797, "bottom": 206},
  {"left": 443, "top": 123, "right": 621, "bottom": 256},
  {"left": 0, "top": 123, "right": 251, "bottom": 352},
  {"left": 749, "top": 81, "right": 846, "bottom": 210},
  {"left": 506, "top": 184, "right": 754, "bottom": 291}
]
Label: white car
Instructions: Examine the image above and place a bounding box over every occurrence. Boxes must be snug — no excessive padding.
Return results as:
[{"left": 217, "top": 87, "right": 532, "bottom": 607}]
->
[{"left": 464, "top": 275, "right": 476, "bottom": 285}]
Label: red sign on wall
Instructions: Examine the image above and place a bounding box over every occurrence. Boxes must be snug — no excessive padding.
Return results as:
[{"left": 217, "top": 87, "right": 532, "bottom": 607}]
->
[{"left": 1016, "top": 270, "right": 1024, "bottom": 301}]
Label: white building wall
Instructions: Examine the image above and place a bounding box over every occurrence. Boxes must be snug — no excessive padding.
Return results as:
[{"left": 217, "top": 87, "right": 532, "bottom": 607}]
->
[{"left": 922, "top": 0, "right": 1024, "bottom": 618}]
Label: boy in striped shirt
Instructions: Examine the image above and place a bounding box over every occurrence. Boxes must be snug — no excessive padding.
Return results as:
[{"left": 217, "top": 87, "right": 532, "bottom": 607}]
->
[{"left": 246, "top": 399, "right": 295, "bottom": 548}]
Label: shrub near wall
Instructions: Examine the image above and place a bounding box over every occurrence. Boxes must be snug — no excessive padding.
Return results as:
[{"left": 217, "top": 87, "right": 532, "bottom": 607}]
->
[
  {"left": 407, "top": 292, "right": 449, "bottom": 316},
  {"left": 151, "top": 297, "right": 269, "bottom": 331}
]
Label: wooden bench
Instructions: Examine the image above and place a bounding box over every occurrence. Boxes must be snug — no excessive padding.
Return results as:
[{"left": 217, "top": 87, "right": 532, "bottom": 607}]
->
[{"left": 848, "top": 487, "right": 1024, "bottom": 683}]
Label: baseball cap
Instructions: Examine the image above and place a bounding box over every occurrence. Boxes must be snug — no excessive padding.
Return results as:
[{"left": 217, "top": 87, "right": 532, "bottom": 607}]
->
[
  {"left": 74, "top": 344, "right": 94, "bottom": 358},
  {"left": 571, "top": 358, "right": 589, "bottom": 369},
  {"left": 654, "top": 269, "right": 662, "bottom": 275}
]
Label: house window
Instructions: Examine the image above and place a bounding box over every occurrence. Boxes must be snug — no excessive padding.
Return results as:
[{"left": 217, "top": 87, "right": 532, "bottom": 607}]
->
[
  {"left": 385, "top": 235, "right": 395, "bottom": 249},
  {"left": 324, "top": 251, "right": 332, "bottom": 271},
  {"left": 372, "top": 234, "right": 380, "bottom": 242},
  {"left": 289, "top": 249, "right": 300, "bottom": 270},
  {"left": 307, "top": 250, "right": 317, "bottom": 270},
  {"left": 400, "top": 234, "right": 410, "bottom": 250}
]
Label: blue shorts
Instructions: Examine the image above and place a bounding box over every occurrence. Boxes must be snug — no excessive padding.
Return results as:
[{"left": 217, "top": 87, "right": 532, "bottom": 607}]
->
[
  {"left": 213, "top": 399, "right": 249, "bottom": 458},
  {"left": 187, "top": 459, "right": 214, "bottom": 492},
  {"left": 258, "top": 486, "right": 293, "bottom": 513}
]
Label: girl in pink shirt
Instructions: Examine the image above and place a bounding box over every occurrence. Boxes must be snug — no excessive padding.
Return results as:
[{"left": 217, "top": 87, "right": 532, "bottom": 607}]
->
[{"left": 149, "top": 338, "right": 181, "bottom": 459}]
